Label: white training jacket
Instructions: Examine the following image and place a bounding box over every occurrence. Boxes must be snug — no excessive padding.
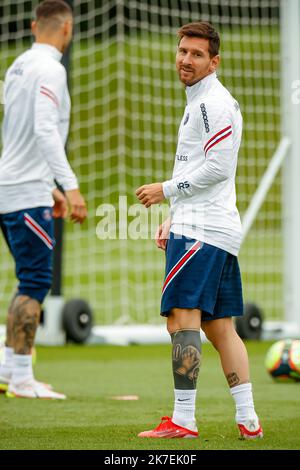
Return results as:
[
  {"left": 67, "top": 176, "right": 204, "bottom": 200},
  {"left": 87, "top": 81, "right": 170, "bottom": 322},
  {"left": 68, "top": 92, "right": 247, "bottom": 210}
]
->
[
  {"left": 162, "top": 72, "right": 242, "bottom": 256},
  {"left": 0, "top": 43, "right": 78, "bottom": 214}
]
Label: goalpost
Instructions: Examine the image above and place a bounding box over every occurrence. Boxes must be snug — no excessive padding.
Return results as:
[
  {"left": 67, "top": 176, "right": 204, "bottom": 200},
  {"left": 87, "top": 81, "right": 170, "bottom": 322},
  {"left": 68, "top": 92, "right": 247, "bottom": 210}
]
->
[
  {"left": 0, "top": 0, "right": 299, "bottom": 342},
  {"left": 281, "top": 0, "right": 300, "bottom": 330}
]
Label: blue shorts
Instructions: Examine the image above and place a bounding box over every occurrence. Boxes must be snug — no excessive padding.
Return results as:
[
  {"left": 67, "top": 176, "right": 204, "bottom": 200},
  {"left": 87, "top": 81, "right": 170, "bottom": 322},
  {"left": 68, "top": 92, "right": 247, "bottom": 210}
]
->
[
  {"left": 0, "top": 207, "right": 55, "bottom": 304},
  {"left": 161, "top": 232, "right": 243, "bottom": 321}
]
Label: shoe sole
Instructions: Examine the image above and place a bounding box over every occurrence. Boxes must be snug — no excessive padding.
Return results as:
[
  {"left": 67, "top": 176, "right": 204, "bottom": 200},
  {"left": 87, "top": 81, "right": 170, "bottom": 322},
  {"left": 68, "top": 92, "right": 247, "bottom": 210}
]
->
[
  {"left": 138, "top": 432, "right": 198, "bottom": 439},
  {"left": 6, "top": 391, "right": 65, "bottom": 400},
  {"left": 139, "top": 435, "right": 198, "bottom": 439},
  {"left": 240, "top": 432, "right": 263, "bottom": 440},
  {"left": 0, "top": 382, "right": 52, "bottom": 393}
]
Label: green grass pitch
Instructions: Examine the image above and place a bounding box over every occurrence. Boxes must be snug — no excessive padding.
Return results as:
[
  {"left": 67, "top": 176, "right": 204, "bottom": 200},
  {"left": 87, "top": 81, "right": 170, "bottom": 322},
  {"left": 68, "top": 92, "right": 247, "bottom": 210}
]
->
[
  {"left": 0, "top": 30, "right": 295, "bottom": 452},
  {"left": 1, "top": 341, "right": 300, "bottom": 450}
]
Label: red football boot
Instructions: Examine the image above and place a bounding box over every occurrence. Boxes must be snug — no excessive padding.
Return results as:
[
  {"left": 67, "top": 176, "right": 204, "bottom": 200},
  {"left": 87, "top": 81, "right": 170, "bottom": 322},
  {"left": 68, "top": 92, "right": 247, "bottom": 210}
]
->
[
  {"left": 238, "top": 419, "right": 263, "bottom": 439},
  {"left": 138, "top": 416, "right": 198, "bottom": 438}
]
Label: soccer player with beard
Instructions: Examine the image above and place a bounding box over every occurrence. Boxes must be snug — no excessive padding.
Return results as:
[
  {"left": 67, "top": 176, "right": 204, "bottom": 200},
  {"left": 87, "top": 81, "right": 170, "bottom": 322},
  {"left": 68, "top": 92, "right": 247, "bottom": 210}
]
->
[{"left": 136, "top": 21, "right": 263, "bottom": 440}]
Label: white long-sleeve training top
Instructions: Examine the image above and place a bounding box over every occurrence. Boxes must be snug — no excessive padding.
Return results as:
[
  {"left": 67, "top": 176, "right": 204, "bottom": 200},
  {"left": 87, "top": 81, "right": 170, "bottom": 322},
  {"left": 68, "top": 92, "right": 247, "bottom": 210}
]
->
[
  {"left": 162, "top": 72, "right": 242, "bottom": 256},
  {"left": 0, "top": 43, "right": 78, "bottom": 213}
]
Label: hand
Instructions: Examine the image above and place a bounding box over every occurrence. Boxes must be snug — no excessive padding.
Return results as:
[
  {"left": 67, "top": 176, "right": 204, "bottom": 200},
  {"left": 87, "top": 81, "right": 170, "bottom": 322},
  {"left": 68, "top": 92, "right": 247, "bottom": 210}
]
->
[
  {"left": 52, "top": 188, "right": 68, "bottom": 219},
  {"left": 65, "top": 189, "right": 87, "bottom": 224},
  {"left": 155, "top": 217, "right": 171, "bottom": 250},
  {"left": 136, "top": 183, "right": 165, "bottom": 208}
]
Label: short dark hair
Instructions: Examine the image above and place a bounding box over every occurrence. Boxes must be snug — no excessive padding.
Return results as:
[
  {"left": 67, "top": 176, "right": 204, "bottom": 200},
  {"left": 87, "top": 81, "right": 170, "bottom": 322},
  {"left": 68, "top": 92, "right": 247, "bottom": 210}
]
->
[
  {"left": 35, "top": 0, "right": 73, "bottom": 22},
  {"left": 177, "top": 21, "right": 220, "bottom": 57}
]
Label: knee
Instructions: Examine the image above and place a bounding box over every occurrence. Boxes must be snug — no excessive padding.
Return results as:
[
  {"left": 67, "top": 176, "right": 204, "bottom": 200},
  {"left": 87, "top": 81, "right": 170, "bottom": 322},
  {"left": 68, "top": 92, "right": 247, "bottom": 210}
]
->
[
  {"left": 202, "top": 319, "right": 236, "bottom": 349},
  {"left": 202, "top": 326, "right": 218, "bottom": 349},
  {"left": 167, "top": 310, "right": 177, "bottom": 335},
  {"left": 12, "top": 295, "right": 41, "bottom": 325},
  {"left": 167, "top": 308, "right": 201, "bottom": 335},
  {"left": 166, "top": 313, "right": 192, "bottom": 335}
]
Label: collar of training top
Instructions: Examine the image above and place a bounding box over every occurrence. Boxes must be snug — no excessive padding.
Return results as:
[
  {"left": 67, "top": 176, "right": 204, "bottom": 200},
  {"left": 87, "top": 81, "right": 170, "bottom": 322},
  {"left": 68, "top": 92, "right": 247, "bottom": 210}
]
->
[
  {"left": 185, "top": 72, "right": 217, "bottom": 103},
  {"left": 31, "top": 43, "right": 63, "bottom": 62}
]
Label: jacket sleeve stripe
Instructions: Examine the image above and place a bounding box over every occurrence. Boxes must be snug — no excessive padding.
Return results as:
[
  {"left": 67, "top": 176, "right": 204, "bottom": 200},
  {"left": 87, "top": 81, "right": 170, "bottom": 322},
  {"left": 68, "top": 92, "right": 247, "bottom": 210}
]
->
[
  {"left": 204, "top": 130, "right": 232, "bottom": 156},
  {"left": 40, "top": 86, "right": 59, "bottom": 107},
  {"left": 203, "top": 125, "right": 232, "bottom": 152}
]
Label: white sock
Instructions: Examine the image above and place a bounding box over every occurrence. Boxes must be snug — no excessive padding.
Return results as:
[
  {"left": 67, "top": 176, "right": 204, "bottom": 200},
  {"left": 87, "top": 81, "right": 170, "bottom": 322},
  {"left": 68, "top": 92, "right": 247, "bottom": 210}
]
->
[
  {"left": 0, "top": 346, "right": 14, "bottom": 379},
  {"left": 11, "top": 354, "right": 34, "bottom": 385},
  {"left": 230, "top": 383, "right": 258, "bottom": 424},
  {"left": 172, "top": 389, "right": 197, "bottom": 430}
]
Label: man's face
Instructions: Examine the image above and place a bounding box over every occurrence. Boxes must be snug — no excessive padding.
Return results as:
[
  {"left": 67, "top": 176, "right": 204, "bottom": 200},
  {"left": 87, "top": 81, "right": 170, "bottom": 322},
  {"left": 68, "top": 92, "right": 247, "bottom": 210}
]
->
[{"left": 176, "top": 36, "right": 219, "bottom": 86}]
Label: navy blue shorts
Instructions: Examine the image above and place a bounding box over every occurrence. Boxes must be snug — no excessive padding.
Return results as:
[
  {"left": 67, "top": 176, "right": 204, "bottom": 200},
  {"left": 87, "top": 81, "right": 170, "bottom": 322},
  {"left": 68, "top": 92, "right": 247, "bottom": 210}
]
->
[
  {"left": 0, "top": 207, "right": 54, "bottom": 304},
  {"left": 161, "top": 232, "right": 243, "bottom": 321}
]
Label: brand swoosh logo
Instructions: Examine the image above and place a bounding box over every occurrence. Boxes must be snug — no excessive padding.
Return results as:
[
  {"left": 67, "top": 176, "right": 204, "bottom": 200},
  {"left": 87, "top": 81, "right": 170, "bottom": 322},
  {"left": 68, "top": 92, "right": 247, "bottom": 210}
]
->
[{"left": 177, "top": 398, "right": 190, "bottom": 402}]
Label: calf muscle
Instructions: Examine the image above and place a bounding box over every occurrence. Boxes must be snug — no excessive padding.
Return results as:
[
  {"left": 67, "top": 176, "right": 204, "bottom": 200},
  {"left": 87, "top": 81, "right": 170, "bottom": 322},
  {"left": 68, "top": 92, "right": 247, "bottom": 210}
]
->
[{"left": 12, "top": 296, "right": 40, "bottom": 354}]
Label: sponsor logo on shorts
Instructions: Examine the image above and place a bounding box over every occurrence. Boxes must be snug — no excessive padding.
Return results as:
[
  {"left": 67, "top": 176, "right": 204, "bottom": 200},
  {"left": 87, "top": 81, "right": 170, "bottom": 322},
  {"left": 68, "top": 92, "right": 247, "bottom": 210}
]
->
[{"left": 43, "top": 209, "right": 52, "bottom": 221}]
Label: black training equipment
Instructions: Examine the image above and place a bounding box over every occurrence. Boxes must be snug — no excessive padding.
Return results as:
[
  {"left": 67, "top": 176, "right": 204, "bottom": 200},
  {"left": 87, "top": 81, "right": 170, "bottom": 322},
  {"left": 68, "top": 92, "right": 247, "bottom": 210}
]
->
[
  {"left": 62, "top": 299, "right": 93, "bottom": 343},
  {"left": 235, "top": 302, "right": 264, "bottom": 340}
]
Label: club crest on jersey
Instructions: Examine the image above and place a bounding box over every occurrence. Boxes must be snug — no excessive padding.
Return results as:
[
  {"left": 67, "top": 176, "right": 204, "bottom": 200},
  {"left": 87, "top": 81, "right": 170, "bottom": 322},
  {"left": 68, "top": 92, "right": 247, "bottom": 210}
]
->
[
  {"left": 183, "top": 113, "right": 189, "bottom": 125},
  {"left": 200, "top": 103, "right": 210, "bottom": 133}
]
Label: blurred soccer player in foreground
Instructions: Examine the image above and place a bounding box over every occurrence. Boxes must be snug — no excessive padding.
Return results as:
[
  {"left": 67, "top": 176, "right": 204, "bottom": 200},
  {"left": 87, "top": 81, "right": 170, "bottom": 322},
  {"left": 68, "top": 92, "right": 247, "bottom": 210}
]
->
[
  {"left": 0, "top": 0, "right": 87, "bottom": 399},
  {"left": 136, "top": 21, "right": 262, "bottom": 439}
]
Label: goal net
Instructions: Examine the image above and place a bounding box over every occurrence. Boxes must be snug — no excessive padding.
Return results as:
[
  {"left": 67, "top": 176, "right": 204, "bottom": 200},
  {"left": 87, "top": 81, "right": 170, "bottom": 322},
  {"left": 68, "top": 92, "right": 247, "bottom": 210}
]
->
[{"left": 0, "top": 0, "right": 282, "bottom": 326}]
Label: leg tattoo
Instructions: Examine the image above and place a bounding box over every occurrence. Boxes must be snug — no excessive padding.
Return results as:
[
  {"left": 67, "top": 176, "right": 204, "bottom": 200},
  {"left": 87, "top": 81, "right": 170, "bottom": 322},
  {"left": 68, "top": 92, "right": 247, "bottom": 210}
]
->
[
  {"left": 226, "top": 372, "right": 240, "bottom": 387},
  {"left": 171, "top": 329, "right": 201, "bottom": 389},
  {"left": 12, "top": 296, "right": 41, "bottom": 354}
]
